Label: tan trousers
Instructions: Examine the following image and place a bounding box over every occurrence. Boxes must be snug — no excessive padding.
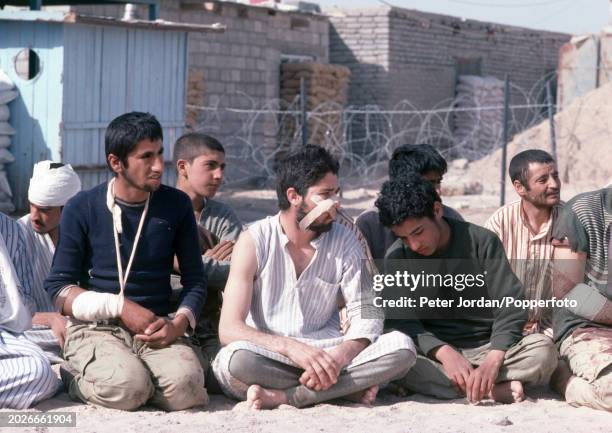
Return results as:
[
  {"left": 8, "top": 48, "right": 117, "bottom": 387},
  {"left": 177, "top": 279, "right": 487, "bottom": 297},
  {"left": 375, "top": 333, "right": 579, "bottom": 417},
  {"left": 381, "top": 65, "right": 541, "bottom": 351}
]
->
[
  {"left": 561, "top": 327, "right": 612, "bottom": 412},
  {"left": 63, "top": 322, "right": 208, "bottom": 411},
  {"left": 397, "top": 333, "right": 558, "bottom": 399}
]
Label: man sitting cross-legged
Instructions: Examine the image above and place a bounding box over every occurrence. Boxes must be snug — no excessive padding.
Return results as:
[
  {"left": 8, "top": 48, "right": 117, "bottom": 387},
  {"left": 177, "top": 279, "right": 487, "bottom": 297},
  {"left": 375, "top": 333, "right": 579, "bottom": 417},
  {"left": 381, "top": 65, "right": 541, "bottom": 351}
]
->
[
  {"left": 377, "top": 174, "right": 557, "bottom": 404},
  {"left": 485, "top": 150, "right": 563, "bottom": 337},
  {"left": 44, "top": 112, "right": 208, "bottom": 411},
  {"left": 550, "top": 186, "right": 612, "bottom": 412},
  {"left": 0, "top": 215, "right": 59, "bottom": 409},
  {"left": 212, "top": 145, "right": 416, "bottom": 410},
  {"left": 17, "top": 160, "right": 81, "bottom": 362},
  {"left": 173, "top": 132, "right": 242, "bottom": 391}
]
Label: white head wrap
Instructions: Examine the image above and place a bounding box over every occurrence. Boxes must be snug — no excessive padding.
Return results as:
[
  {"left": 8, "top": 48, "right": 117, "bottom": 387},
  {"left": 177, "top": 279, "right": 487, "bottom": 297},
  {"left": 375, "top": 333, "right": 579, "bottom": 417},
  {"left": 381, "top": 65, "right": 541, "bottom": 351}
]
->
[{"left": 28, "top": 160, "right": 81, "bottom": 207}]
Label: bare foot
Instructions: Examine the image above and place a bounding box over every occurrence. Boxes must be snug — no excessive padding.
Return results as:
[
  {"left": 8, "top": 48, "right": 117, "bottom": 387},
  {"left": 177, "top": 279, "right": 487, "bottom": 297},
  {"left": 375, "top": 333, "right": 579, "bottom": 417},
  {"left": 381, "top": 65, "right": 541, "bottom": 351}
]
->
[
  {"left": 344, "top": 385, "right": 379, "bottom": 405},
  {"left": 246, "top": 385, "right": 288, "bottom": 410},
  {"left": 550, "top": 359, "right": 574, "bottom": 398},
  {"left": 489, "top": 381, "right": 524, "bottom": 404}
]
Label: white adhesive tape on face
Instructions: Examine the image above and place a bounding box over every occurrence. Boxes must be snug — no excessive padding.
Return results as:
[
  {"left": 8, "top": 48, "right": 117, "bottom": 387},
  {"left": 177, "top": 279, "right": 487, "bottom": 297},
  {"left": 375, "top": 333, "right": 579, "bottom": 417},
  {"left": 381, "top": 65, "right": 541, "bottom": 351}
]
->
[
  {"left": 71, "top": 291, "right": 125, "bottom": 322},
  {"left": 298, "top": 194, "right": 338, "bottom": 231}
]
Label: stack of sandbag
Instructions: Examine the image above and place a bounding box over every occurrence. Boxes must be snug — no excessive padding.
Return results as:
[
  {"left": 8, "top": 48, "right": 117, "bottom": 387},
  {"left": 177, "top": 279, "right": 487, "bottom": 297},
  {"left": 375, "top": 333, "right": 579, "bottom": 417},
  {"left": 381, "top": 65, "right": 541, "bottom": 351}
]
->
[
  {"left": 453, "top": 75, "right": 504, "bottom": 160},
  {"left": 0, "top": 70, "right": 17, "bottom": 214},
  {"left": 279, "top": 62, "right": 350, "bottom": 154},
  {"left": 186, "top": 69, "right": 205, "bottom": 130}
]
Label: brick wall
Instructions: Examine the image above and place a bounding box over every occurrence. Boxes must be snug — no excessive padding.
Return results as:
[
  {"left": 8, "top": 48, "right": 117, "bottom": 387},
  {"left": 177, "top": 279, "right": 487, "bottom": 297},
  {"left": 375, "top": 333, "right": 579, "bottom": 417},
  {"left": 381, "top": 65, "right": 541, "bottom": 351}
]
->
[
  {"left": 330, "top": 6, "right": 569, "bottom": 108},
  {"left": 329, "top": 6, "right": 570, "bottom": 151}
]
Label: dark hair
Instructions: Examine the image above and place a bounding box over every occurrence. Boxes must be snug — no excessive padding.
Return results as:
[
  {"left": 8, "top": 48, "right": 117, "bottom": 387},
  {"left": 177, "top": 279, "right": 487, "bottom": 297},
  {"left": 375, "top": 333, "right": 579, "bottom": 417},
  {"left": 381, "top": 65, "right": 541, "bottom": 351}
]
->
[
  {"left": 173, "top": 133, "right": 225, "bottom": 167},
  {"left": 375, "top": 173, "right": 441, "bottom": 227},
  {"left": 276, "top": 145, "right": 339, "bottom": 210},
  {"left": 105, "top": 112, "right": 163, "bottom": 170},
  {"left": 509, "top": 149, "right": 554, "bottom": 186},
  {"left": 388, "top": 144, "right": 447, "bottom": 181}
]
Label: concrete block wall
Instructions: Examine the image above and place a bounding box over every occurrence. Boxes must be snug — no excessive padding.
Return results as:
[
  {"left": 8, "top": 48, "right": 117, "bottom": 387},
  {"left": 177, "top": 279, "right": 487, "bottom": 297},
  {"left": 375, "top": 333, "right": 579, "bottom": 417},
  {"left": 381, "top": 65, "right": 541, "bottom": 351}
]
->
[
  {"left": 329, "top": 6, "right": 570, "bottom": 153},
  {"left": 71, "top": 1, "right": 329, "bottom": 180}
]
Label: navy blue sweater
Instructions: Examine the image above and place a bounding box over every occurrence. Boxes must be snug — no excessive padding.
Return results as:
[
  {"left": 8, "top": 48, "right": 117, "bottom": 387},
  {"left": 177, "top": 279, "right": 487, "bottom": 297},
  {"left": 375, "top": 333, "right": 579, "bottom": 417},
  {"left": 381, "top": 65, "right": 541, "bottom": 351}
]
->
[{"left": 45, "top": 183, "right": 206, "bottom": 318}]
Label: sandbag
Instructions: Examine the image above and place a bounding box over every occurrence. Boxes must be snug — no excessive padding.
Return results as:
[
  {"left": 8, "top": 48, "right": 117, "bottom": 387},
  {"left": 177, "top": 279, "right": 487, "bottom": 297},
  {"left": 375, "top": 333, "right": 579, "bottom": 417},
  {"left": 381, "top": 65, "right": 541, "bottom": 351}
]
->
[
  {"left": 0, "top": 70, "right": 15, "bottom": 92},
  {"left": 0, "top": 90, "right": 18, "bottom": 105},
  {"left": 0, "top": 149, "right": 14, "bottom": 164},
  {"left": 0, "top": 122, "right": 15, "bottom": 135},
  {"left": 0, "top": 136, "right": 10, "bottom": 148}
]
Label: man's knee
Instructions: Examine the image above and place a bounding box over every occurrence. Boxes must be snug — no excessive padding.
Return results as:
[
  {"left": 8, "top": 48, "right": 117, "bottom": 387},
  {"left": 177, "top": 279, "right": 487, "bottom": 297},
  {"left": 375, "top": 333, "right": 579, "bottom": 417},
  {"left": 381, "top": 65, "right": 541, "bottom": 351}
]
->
[
  {"left": 227, "top": 349, "right": 260, "bottom": 381},
  {"left": 79, "top": 357, "right": 154, "bottom": 411},
  {"left": 155, "top": 356, "right": 207, "bottom": 411},
  {"left": 390, "top": 349, "right": 417, "bottom": 379},
  {"left": 522, "top": 334, "right": 559, "bottom": 382}
]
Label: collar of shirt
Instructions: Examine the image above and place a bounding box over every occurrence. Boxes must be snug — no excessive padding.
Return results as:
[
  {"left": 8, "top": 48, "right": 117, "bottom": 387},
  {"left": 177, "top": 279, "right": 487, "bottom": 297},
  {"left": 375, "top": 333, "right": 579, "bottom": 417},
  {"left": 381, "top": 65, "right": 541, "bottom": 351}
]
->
[
  {"left": 519, "top": 200, "right": 556, "bottom": 242},
  {"left": 276, "top": 212, "right": 325, "bottom": 250}
]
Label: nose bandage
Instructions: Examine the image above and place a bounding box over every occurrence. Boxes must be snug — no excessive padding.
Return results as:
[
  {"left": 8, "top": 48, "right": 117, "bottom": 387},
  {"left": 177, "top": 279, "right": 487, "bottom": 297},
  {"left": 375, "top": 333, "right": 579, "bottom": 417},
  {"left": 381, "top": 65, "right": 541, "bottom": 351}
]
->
[
  {"left": 71, "top": 291, "right": 125, "bottom": 321},
  {"left": 298, "top": 194, "right": 339, "bottom": 231}
]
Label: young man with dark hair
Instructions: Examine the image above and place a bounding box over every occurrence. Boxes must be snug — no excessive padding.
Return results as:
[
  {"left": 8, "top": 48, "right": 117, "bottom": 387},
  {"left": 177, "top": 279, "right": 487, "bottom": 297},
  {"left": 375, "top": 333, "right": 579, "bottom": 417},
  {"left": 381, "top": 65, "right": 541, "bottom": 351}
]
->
[
  {"left": 45, "top": 112, "right": 208, "bottom": 411},
  {"left": 173, "top": 132, "right": 242, "bottom": 390},
  {"left": 377, "top": 174, "right": 557, "bottom": 404},
  {"left": 213, "top": 145, "right": 415, "bottom": 410},
  {"left": 357, "top": 144, "right": 463, "bottom": 260},
  {"left": 549, "top": 186, "right": 612, "bottom": 412},
  {"left": 485, "top": 149, "right": 562, "bottom": 337}
]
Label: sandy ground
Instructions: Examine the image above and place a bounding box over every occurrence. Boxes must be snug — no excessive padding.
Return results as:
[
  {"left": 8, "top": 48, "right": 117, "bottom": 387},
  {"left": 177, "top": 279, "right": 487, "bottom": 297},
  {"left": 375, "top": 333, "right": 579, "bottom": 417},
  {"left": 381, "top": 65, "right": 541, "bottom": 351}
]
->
[
  {"left": 2, "top": 385, "right": 610, "bottom": 433},
  {"left": 3, "top": 186, "right": 610, "bottom": 432}
]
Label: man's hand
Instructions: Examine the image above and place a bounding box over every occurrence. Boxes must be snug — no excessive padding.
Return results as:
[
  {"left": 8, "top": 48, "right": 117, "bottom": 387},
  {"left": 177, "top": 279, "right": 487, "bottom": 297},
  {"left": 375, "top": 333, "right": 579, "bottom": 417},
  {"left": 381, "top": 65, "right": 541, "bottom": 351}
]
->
[
  {"left": 284, "top": 339, "right": 340, "bottom": 391},
  {"left": 32, "top": 312, "right": 68, "bottom": 347},
  {"left": 134, "top": 314, "right": 189, "bottom": 349},
  {"left": 466, "top": 350, "right": 504, "bottom": 403},
  {"left": 120, "top": 299, "right": 158, "bottom": 335},
  {"left": 432, "top": 345, "right": 474, "bottom": 395},
  {"left": 204, "top": 240, "right": 234, "bottom": 261}
]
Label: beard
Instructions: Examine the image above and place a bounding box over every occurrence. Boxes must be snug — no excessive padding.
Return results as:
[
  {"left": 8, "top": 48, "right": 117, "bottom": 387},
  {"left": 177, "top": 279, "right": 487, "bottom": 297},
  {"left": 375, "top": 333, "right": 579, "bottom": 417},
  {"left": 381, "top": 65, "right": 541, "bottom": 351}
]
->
[
  {"left": 122, "top": 168, "right": 160, "bottom": 193},
  {"left": 296, "top": 202, "right": 333, "bottom": 234}
]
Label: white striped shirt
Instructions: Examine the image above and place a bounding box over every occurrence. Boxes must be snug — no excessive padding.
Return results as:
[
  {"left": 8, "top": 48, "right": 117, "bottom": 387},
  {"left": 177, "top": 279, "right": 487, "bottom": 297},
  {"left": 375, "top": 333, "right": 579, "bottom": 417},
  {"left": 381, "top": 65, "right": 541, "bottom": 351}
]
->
[
  {"left": 485, "top": 200, "right": 563, "bottom": 335},
  {"left": 247, "top": 213, "right": 383, "bottom": 344},
  {"left": 16, "top": 215, "right": 56, "bottom": 313},
  {"left": 0, "top": 213, "right": 36, "bottom": 315}
]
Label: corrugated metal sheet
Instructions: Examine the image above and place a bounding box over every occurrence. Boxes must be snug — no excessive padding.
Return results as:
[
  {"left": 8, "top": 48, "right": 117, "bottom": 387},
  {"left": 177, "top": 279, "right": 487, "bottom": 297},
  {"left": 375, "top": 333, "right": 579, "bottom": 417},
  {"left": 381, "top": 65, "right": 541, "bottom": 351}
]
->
[
  {"left": 1, "top": 12, "right": 193, "bottom": 209},
  {"left": 62, "top": 24, "right": 187, "bottom": 191},
  {"left": 0, "top": 20, "right": 64, "bottom": 211}
]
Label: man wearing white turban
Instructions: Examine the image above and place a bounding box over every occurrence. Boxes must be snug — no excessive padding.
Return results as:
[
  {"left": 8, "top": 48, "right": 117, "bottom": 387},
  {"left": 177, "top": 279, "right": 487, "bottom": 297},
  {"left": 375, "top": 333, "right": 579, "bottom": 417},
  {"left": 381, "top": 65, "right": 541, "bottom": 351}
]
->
[{"left": 17, "top": 160, "right": 81, "bottom": 362}]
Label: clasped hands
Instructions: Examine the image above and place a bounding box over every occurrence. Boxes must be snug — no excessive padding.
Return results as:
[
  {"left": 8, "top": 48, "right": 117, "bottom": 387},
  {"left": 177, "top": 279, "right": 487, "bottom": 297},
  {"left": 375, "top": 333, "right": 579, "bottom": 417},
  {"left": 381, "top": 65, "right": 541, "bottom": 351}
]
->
[
  {"left": 285, "top": 340, "right": 351, "bottom": 391},
  {"left": 433, "top": 344, "right": 505, "bottom": 403},
  {"left": 120, "top": 298, "right": 188, "bottom": 348}
]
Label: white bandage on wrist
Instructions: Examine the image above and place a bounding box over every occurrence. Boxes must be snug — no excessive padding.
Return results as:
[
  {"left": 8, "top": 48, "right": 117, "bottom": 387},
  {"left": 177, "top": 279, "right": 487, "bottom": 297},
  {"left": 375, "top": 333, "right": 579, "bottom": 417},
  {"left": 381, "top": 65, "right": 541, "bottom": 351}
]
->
[
  {"left": 298, "top": 195, "right": 339, "bottom": 231},
  {"left": 71, "top": 291, "right": 125, "bottom": 321},
  {"left": 565, "top": 283, "right": 607, "bottom": 320}
]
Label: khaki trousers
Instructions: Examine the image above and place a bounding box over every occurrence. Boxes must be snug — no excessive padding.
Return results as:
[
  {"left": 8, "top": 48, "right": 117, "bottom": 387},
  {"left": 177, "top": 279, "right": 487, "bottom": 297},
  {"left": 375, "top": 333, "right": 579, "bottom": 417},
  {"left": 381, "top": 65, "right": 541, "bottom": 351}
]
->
[
  {"left": 397, "top": 333, "right": 558, "bottom": 399},
  {"left": 63, "top": 322, "right": 208, "bottom": 411},
  {"left": 561, "top": 327, "right": 612, "bottom": 412}
]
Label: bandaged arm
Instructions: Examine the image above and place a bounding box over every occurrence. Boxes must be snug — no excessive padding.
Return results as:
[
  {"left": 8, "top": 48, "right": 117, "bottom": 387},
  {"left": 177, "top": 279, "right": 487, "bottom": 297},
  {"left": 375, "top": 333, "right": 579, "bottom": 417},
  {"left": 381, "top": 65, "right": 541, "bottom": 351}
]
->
[{"left": 71, "top": 290, "right": 124, "bottom": 321}]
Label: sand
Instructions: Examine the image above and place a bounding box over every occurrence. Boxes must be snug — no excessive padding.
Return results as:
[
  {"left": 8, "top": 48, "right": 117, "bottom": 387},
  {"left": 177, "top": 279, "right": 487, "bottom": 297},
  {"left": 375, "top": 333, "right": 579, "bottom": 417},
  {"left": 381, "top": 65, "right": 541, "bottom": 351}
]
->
[{"left": 2, "top": 386, "right": 610, "bottom": 433}]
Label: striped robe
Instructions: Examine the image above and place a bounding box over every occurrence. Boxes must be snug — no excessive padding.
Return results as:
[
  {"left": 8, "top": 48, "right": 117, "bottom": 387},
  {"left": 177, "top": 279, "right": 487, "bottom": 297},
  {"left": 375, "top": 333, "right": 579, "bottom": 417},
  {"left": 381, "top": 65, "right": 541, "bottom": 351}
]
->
[
  {"left": 213, "top": 213, "right": 415, "bottom": 399},
  {"left": 0, "top": 213, "right": 59, "bottom": 409},
  {"left": 17, "top": 215, "right": 63, "bottom": 363}
]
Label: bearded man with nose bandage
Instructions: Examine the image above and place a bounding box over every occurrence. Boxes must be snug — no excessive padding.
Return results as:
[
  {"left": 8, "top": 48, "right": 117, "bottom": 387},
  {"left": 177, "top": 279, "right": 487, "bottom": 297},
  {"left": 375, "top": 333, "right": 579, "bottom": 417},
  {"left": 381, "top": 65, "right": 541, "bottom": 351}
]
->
[{"left": 212, "top": 144, "right": 416, "bottom": 410}]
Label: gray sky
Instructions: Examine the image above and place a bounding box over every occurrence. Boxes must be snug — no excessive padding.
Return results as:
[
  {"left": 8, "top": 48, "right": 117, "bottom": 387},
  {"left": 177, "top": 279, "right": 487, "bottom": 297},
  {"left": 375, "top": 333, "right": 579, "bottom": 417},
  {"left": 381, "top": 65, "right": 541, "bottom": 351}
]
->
[{"left": 319, "top": 0, "right": 609, "bottom": 35}]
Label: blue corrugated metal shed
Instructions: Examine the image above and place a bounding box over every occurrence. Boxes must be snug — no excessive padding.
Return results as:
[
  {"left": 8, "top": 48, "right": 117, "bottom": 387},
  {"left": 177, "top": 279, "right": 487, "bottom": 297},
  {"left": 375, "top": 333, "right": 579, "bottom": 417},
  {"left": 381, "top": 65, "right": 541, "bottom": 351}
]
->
[{"left": 0, "top": 10, "right": 224, "bottom": 211}]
